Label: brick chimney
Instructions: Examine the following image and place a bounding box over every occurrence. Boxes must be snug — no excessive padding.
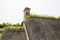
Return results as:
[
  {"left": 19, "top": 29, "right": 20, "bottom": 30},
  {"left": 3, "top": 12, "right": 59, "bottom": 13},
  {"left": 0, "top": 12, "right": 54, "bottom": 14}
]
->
[{"left": 23, "top": 7, "right": 31, "bottom": 21}]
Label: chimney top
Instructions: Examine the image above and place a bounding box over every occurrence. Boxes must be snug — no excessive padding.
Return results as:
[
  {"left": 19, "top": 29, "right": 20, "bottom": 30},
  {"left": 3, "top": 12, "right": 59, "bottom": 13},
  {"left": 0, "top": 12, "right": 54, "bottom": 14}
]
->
[{"left": 24, "top": 7, "right": 30, "bottom": 12}]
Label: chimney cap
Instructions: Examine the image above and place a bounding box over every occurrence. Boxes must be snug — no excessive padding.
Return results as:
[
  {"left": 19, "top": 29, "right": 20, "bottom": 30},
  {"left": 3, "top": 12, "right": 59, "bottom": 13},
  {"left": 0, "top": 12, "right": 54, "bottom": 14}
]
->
[{"left": 24, "top": 7, "right": 31, "bottom": 12}]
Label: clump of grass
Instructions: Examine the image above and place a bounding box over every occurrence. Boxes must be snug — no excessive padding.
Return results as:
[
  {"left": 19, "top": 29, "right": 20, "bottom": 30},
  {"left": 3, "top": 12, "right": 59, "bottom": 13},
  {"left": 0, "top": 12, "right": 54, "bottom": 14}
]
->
[
  {"left": 4, "top": 26, "right": 23, "bottom": 30},
  {"left": 0, "top": 28, "right": 4, "bottom": 38},
  {"left": 26, "top": 16, "right": 31, "bottom": 20},
  {"left": 26, "top": 14, "right": 60, "bottom": 20},
  {"left": 0, "top": 28, "right": 4, "bottom": 32},
  {"left": 0, "top": 33, "right": 2, "bottom": 38}
]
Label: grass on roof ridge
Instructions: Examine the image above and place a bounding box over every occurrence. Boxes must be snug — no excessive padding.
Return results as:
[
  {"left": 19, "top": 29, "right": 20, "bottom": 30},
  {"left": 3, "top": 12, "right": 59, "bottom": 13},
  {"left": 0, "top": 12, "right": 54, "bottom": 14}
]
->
[
  {"left": 4, "top": 26, "right": 23, "bottom": 30},
  {"left": 26, "top": 14, "right": 60, "bottom": 20}
]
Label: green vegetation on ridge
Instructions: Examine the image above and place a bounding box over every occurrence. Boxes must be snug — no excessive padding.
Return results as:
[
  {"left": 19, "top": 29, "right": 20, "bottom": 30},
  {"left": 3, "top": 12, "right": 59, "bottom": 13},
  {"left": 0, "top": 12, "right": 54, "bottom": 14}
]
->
[{"left": 26, "top": 14, "right": 60, "bottom": 20}]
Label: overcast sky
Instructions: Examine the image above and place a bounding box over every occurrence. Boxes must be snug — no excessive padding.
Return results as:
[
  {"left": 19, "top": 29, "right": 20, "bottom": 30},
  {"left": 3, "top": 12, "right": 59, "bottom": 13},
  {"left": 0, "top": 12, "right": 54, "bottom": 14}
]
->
[{"left": 0, "top": 0, "right": 60, "bottom": 24}]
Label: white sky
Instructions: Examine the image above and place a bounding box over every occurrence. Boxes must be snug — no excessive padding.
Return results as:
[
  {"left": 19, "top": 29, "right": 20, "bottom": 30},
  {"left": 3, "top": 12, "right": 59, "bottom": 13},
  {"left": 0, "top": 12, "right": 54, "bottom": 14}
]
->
[{"left": 0, "top": 0, "right": 60, "bottom": 24}]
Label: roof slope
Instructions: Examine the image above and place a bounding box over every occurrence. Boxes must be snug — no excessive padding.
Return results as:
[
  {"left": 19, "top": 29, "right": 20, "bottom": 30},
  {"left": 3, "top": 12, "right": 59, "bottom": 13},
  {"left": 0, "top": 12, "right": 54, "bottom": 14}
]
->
[
  {"left": 1, "top": 29, "right": 27, "bottom": 40},
  {"left": 25, "top": 17, "right": 60, "bottom": 40}
]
